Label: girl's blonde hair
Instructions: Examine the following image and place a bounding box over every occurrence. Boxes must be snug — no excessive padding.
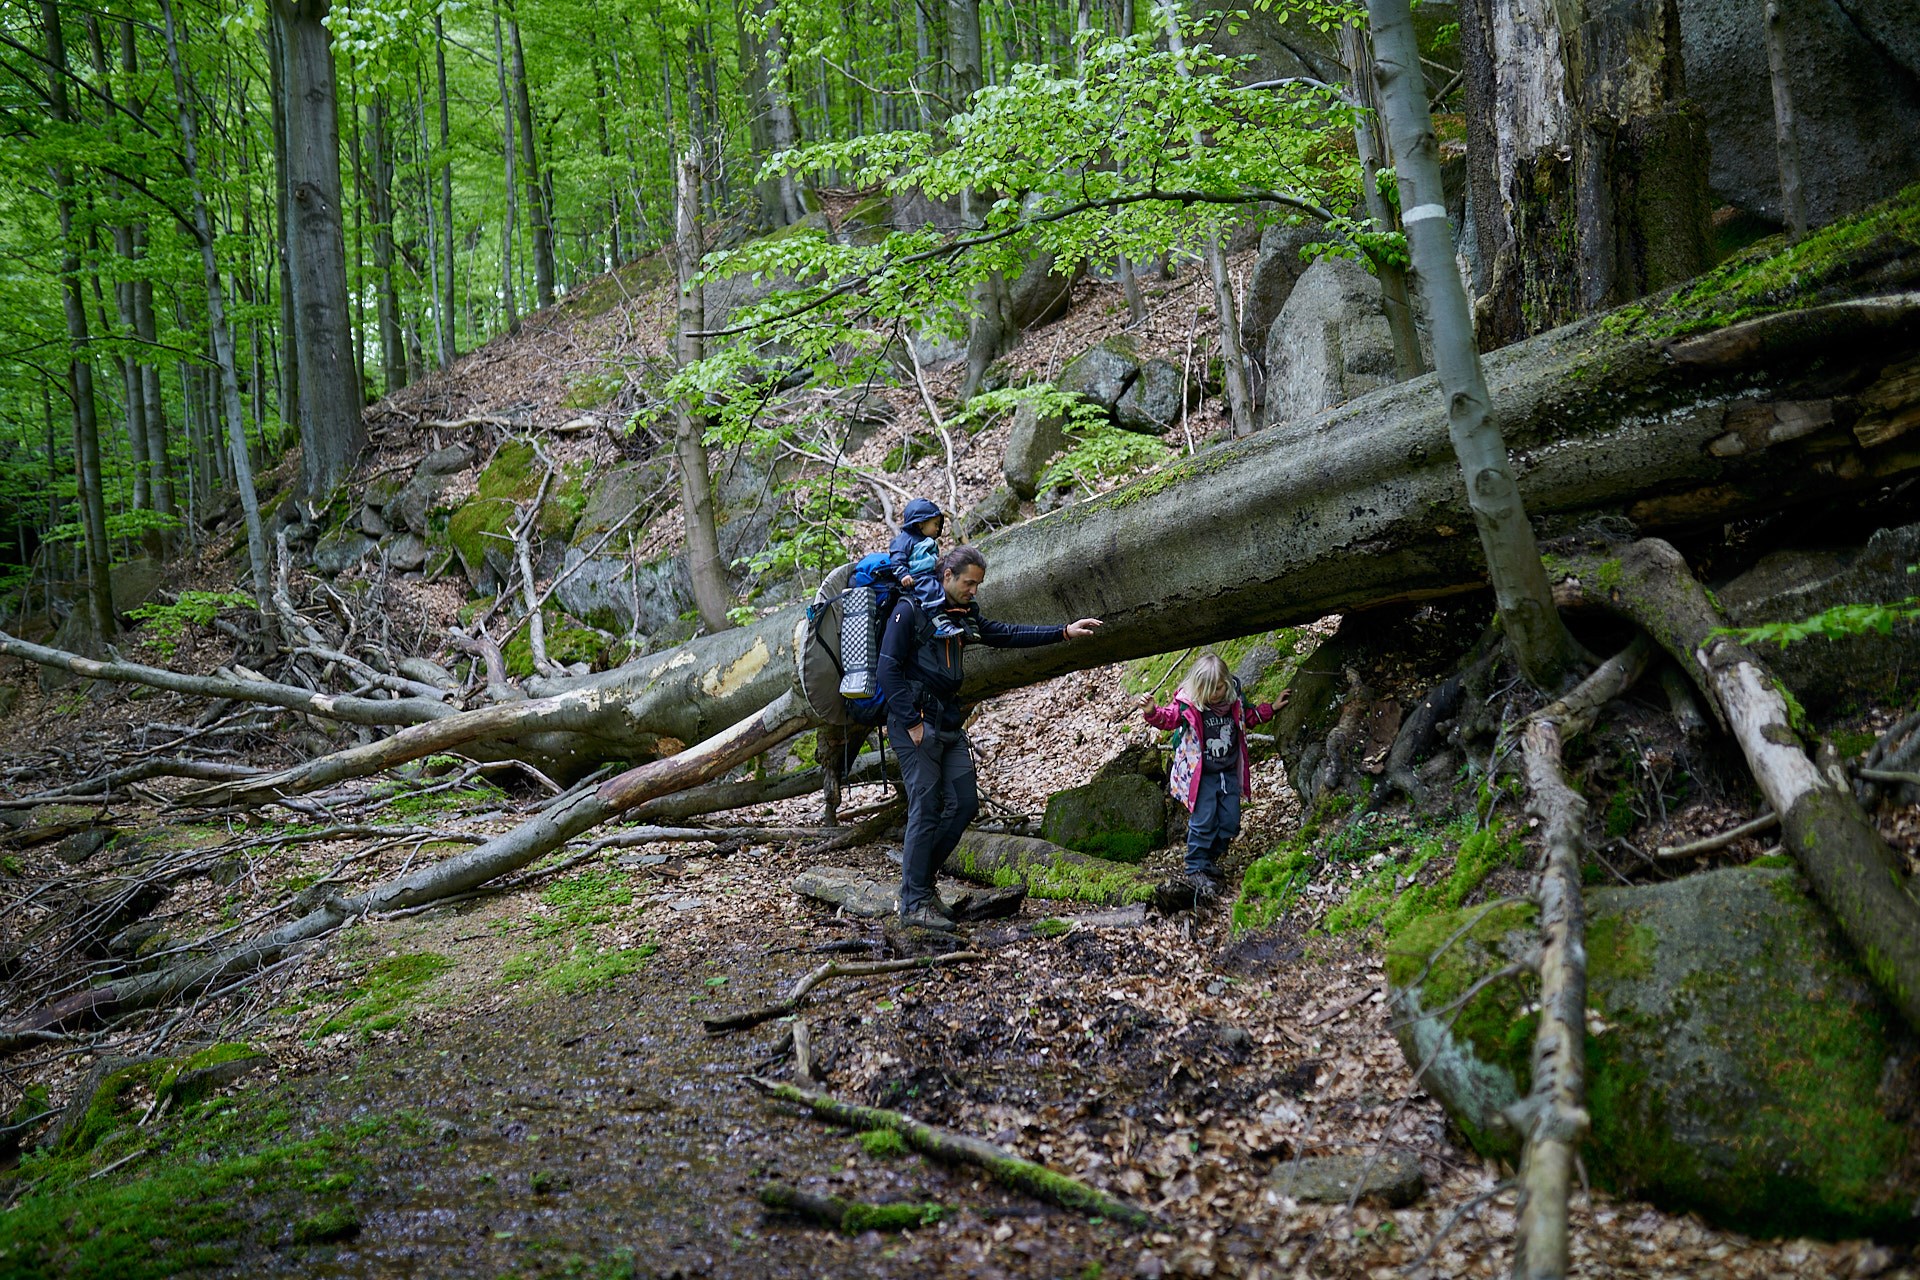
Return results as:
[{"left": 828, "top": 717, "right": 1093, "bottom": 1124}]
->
[{"left": 1177, "top": 653, "right": 1232, "bottom": 708}]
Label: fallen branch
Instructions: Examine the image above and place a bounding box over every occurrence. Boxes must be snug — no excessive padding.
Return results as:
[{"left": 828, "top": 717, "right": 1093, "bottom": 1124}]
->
[
  {"left": 1654, "top": 810, "right": 1778, "bottom": 858},
  {"left": 704, "top": 950, "right": 986, "bottom": 1034},
  {"left": 743, "top": 1076, "right": 1156, "bottom": 1228},
  {"left": 756, "top": 1182, "right": 946, "bottom": 1232},
  {"left": 0, "top": 692, "right": 814, "bottom": 1056},
  {"left": 1511, "top": 634, "right": 1651, "bottom": 1279}
]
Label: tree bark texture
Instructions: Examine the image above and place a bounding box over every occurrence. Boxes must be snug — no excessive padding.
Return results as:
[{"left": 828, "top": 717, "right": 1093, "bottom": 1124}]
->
[
  {"left": 1366, "top": 0, "right": 1585, "bottom": 690},
  {"left": 1563, "top": 539, "right": 1920, "bottom": 1032},
  {"left": 1761, "top": 0, "right": 1807, "bottom": 239},
  {"left": 674, "top": 146, "right": 735, "bottom": 634},
  {"left": 491, "top": 0, "right": 521, "bottom": 334},
  {"left": 1340, "top": 22, "right": 1427, "bottom": 380},
  {"left": 1461, "top": 0, "right": 1713, "bottom": 344},
  {"left": 271, "top": 0, "right": 366, "bottom": 500},
  {"left": 507, "top": 1, "right": 556, "bottom": 308}
]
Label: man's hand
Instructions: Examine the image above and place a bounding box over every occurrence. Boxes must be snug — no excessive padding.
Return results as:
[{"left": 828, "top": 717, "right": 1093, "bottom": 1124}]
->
[
  {"left": 1063, "top": 618, "right": 1103, "bottom": 640},
  {"left": 907, "top": 722, "right": 925, "bottom": 746}
]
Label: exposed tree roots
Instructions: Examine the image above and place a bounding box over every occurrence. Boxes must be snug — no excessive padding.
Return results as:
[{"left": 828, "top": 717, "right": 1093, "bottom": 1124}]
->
[{"left": 1560, "top": 538, "right": 1920, "bottom": 1031}]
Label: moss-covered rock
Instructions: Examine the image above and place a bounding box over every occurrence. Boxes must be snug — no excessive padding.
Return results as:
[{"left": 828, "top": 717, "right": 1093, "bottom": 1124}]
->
[
  {"left": 501, "top": 612, "right": 612, "bottom": 677},
  {"left": 1040, "top": 774, "right": 1167, "bottom": 864},
  {"left": 1387, "top": 866, "right": 1920, "bottom": 1238},
  {"left": 446, "top": 496, "right": 516, "bottom": 592}
]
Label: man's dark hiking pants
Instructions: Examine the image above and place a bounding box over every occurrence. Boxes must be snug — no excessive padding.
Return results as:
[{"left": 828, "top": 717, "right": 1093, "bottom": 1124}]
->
[{"left": 892, "top": 720, "right": 978, "bottom": 911}]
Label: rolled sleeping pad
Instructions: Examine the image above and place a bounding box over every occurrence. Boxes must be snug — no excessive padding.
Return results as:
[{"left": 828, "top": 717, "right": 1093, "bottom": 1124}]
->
[{"left": 838, "top": 584, "right": 877, "bottom": 698}]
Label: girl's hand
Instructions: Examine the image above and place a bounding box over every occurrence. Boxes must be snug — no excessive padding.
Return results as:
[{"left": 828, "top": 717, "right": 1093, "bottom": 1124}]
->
[{"left": 1134, "top": 693, "right": 1156, "bottom": 711}]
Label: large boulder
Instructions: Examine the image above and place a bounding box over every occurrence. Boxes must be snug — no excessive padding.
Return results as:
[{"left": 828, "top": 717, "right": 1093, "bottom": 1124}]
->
[
  {"left": 383, "top": 444, "right": 474, "bottom": 536},
  {"left": 1040, "top": 773, "right": 1168, "bottom": 865},
  {"left": 1715, "top": 522, "right": 1920, "bottom": 715},
  {"left": 1057, "top": 337, "right": 1142, "bottom": 413},
  {"left": 552, "top": 546, "right": 694, "bottom": 637},
  {"left": 1388, "top": 867, "right": 1920, "bottom": 1238},
  {"left": 1240, "top": 223, "right": 1324, "bottom": 359},
  {"left": 1114, "top": 358, "right": 1197, "bottom": 435},
  {"left": 1679, "top": 0, "right": 1920, "bottom": 228},
  {"left": 1007, "top": 251, "right": 1081, "bottom": 332},
  {"left": 1259, "top": 256, "right": 1400, "bottom": 428},
  {"left": 310, "top": 527, "right": 373, "bottom": 577},
  {"left": 1003, "top": 402, "right": 1072, "bottom": 499}
]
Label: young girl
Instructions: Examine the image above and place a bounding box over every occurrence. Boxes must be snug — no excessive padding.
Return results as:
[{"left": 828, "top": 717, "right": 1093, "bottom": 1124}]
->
[{"left": 1138, "top": 653, "right": 1283, "bottom": 899}]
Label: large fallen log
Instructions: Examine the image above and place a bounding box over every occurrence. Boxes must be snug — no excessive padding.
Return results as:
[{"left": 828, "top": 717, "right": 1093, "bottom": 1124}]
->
[{"left": 7, "top": 296, "right": 1916, "bottom": 779}]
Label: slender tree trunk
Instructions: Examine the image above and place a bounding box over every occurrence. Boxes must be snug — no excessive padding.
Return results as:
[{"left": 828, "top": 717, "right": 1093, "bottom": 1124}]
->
[
  {"left": 367, "top": 92, "right": 408, "bottom": 391},
  {"left": 1155, "top": 0, "right": 1255, "bottom": 434},
  {"left": 346, "top": 69, "right": 369, "bottom": 399},
  {"left": 757, "top": 0, "right": 809, "bottom": 224},
  {"left": 162, "top": 0, "right": 272, "bottom": 605},
  {"left": 506, "top": 1, "right": 556, "bottom": 308},
  {"left": 434, "top": 13, "right": 458, "bottom": 358},
  {"left": 265, "top": 18, "right": 299, "bottom": 445},
  {"left": 1760, "top": 0, "right": 1806, "bottom": 239},
  {"left": 118, "top": 25, "right": 173, "bottom": 536},
  {"left": 1365, "top": 0, "right": 1583, "bottom": 690},
  {"left": 674, "top": 146, "right": 735, "bottom": 634},
  {"left": 40, "top": 2, "right": 115, "bottom": 641},
  {"left": 491, "top": 0, "right": 522, "bottom": 335},
  {"left": 951, "top": 0, "right": 1015, "bottom": 399},
  {"left": 270, "top": 0, "right": 366, "bottom": 501},
  {"left": 1340, "top": 22, "right": 1426, "bottom": 379}
]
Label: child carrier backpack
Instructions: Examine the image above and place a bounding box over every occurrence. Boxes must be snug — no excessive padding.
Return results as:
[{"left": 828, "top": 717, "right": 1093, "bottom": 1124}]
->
[{"left": 795, "top": 553, "right": 901, "bottom": 727}]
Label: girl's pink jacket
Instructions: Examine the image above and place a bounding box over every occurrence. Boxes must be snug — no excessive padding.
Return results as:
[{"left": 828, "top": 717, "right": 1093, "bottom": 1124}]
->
[{"left": 1143, "top": 691, "right": 1277, "bottom": 809}]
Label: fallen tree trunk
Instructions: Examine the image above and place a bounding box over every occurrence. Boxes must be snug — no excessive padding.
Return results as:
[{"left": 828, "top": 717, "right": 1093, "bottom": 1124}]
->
[
  {"left": 1563, "top": 539, "right": 1920, "bottom": 1032},
  {"left": 6, "top": 297, "right": 1917, "bottom": 777}
]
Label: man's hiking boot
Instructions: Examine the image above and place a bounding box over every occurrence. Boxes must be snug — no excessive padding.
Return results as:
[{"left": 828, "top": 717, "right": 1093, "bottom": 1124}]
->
[
  {"left": 927, "top": 893, "right": 958, "bottom": 921},
  {"left": 1189, "top": 872, "right": 1220, "bottom": 903},
  {"left": 899, "top": 903, "right": 957, "bottom": 932}
]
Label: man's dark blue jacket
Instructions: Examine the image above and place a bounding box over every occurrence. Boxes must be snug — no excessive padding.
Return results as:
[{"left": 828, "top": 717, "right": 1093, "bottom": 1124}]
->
[{"left": 876, "top": 595, "right": 1063, "bottom": 732}]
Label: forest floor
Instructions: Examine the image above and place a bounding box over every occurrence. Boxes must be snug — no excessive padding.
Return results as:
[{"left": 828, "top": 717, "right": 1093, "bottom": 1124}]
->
[{"left": 1, "top": 235, "right": 1914, "bottom": 1278}]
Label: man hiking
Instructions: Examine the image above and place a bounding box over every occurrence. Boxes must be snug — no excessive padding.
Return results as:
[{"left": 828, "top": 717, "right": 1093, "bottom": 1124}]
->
[{"left": 876, "top": 545, "right": 1103, "bottom": 930}]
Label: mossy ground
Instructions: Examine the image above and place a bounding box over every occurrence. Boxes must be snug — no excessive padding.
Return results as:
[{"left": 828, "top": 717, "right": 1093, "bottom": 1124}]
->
[
  {"left": 1232, "top": 803, "right": 1526, "bottom": 941},
  {"left": 310, "top": 950, "right": 455, "bottom": 1040},
  {"left": 497, "top": 869, "right": 659, "bottom": 995},
  {"left": 1, "top": 1083, "right": 408, "bottom": 1280}
]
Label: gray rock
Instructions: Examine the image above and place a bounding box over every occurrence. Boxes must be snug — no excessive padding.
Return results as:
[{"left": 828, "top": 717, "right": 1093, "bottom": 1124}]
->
[
  {"left": 571, "top": 463, "right": 669, "bottom": 549},
  {"left": 359, "top": 505, "right": 390, "bottom": 537},
  {"left": 384, "top": 470, "right": 451, "bottom": 537},
  {"left": 552, "top": 545, "right": 694, "bottom": 636},
  {"left": 1057, "top": 337, "right": 1141, "bottom": 412},
  {"left": 1260, "top": 256, "right": 1401, "bottom": 429},
  {"left": 1040, "top": 773, "right": 1167, "bottom": 864},
  {"left": 1715, "top": 522, "right": 1920, "bottom": 714},
  {"left": 960, "top": 485, "right": 1023, "bottom": 540},
  {"left": 1679, "top": 0, "right": 1920, "bottom": 228},
  {"left": 417, "top": 443, "right": 476, "bottom": 476},
  {"left": 1113, "top": 359, "right": 1197, "bottom": 435},
  {"left": 1004, "top": 401, "right": 1073, "bottom": 499},
  {"left": 1269, "top": 1152, "right": 1425, "bottom": 1207},
  {"left": 53, "top": 829, "right": 113, "bottom": 865},
  {"left": 1241, "top": 223, "right": 1324, "bottom": 358},
  {"left": 1007, "top": 250, "right": 1081, "bottom": 331},
  {"left": 311, "top": 527, "right": 373, "bottom": 577},
  {"left": 384, "top": 533, "right": 430, "bottom": 573},
  {"left": 1389, "top": 867, "right": 1920, "bottom": 1237}
]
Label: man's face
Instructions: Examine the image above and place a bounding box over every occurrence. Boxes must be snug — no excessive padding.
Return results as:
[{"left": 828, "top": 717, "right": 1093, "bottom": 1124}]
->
[{"left": 943, "top": 564, "right": 985, "bottom": 605}]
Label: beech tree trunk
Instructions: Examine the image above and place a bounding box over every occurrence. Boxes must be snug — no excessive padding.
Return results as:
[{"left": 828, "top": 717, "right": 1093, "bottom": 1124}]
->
[
  {"left": 367, "top": 92, "right": 408, "bottom": 392},
  {"left": 40, "top": 2, "right": 114, "bottom": 642},
  {"left": 507, "top": 1, "right": 556, "bottom": 309},
  {"left": 434, "top": 14, "right": 458, "bottom": 358},
  {"left": 271, "top": 0, "right": 366, "bottom": 500},
  {"left": 1339, "top": 22, "right": 1426, "bottom": 380},
  {"left": 1366, "top": 0, "right": 1584, "bottom": 690},
  {"left": 673, "top": 146, "right": 735, "bottom": 634}
]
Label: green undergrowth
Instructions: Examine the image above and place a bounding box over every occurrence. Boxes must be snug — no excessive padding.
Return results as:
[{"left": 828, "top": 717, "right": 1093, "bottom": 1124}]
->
[
  {"left": 310, "top": 951, "right": 454, "bottom": 1040},
  {"left": 367, "top": 774, "right": 507, "bottom": 818},
  {"left": 500, "top": 938, "right": 658, "bottom": 995},
  {"left": 1232, "top": 802, "right": 1526, "bottom": 939},
  {"left": 1, "top": 1084, "right": 409, "bottom": 1280},
  {"left": 1601, "top": 180, "right": 1920, "bottom": 340}
]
